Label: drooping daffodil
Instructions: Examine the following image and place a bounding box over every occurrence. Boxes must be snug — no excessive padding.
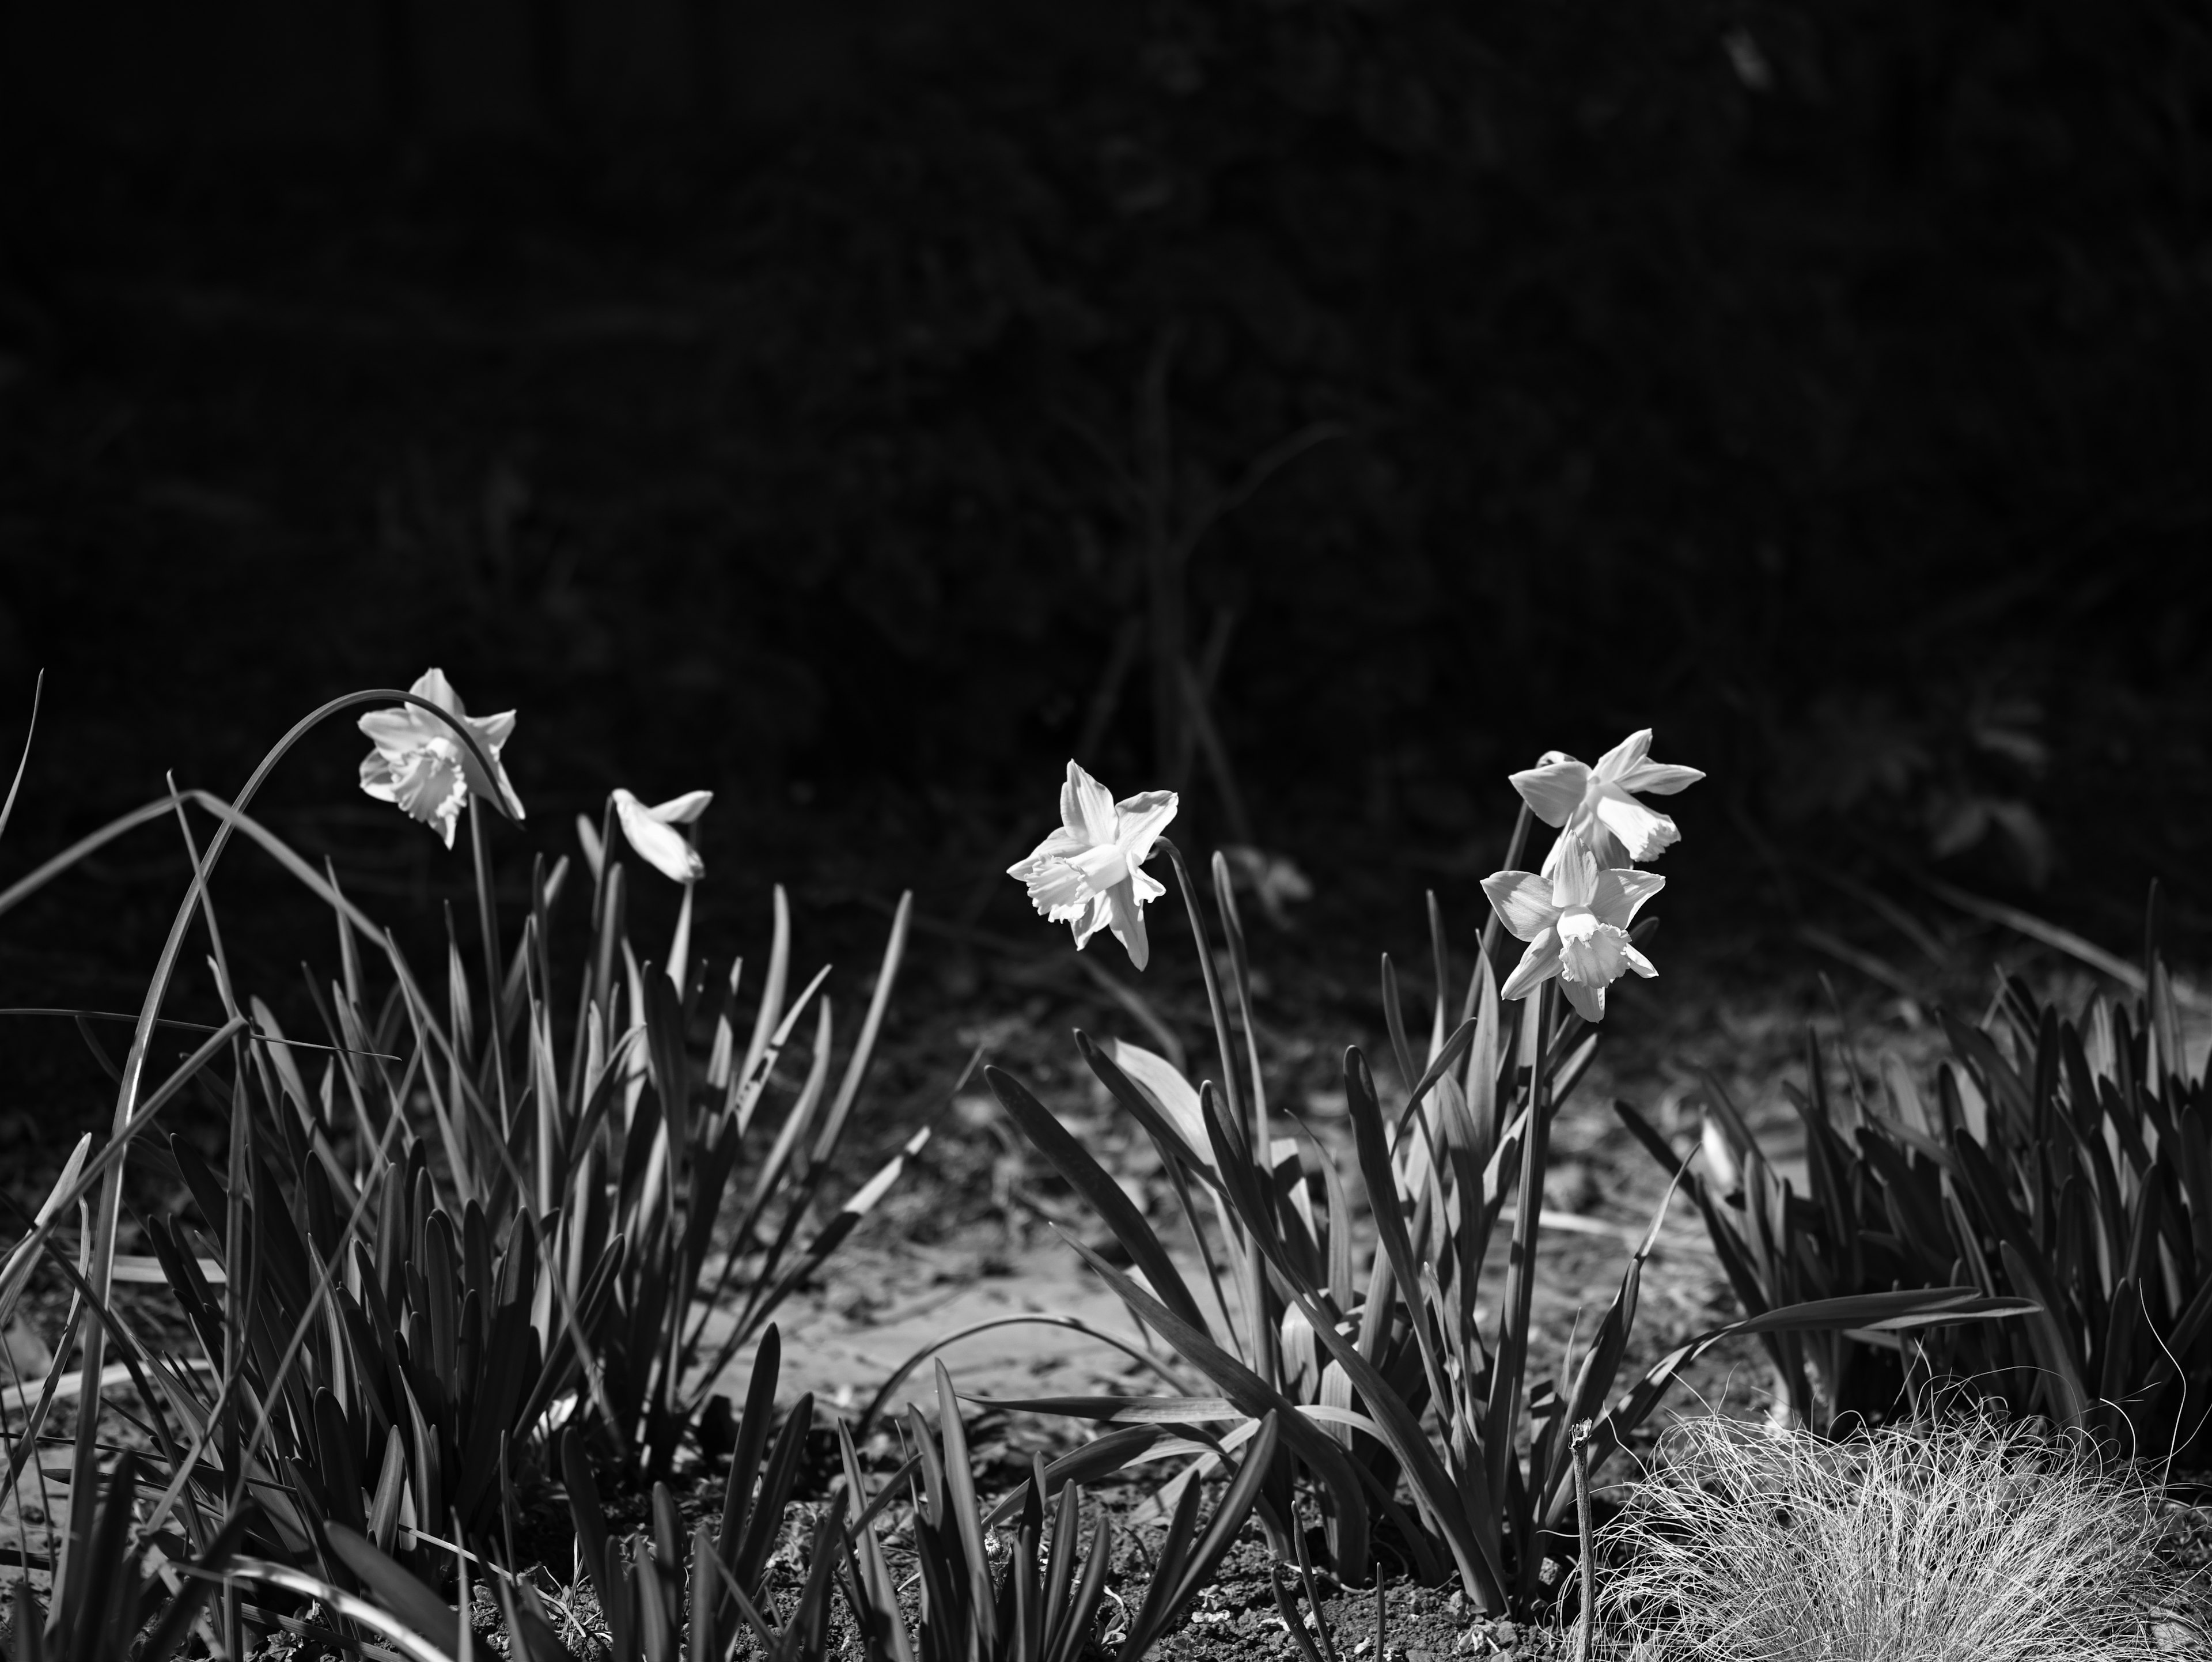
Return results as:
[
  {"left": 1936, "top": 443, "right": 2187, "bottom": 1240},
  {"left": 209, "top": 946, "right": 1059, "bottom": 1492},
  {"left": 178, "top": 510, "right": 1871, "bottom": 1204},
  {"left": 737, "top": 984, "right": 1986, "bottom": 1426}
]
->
[
  {"left": 612, "top": 788, "right": 713, "bottom": 883},
  {"left": 1008, "top": 762, "right": 1178, "bottom": 970},
  {"left": 1510, "top": 729, "right": 1703, "bottom": 871},
  {"left": 1481, "top": 844, "right": 1664, "bottom": 1023},
  {"left": 358, "top": 669, "right": 525, "bottom": 847}
]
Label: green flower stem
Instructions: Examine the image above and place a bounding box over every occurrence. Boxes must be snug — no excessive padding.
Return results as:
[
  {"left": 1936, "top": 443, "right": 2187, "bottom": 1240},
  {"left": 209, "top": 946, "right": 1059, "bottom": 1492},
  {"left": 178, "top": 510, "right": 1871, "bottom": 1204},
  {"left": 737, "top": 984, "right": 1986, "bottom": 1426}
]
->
[{"left": 469, "top": 797, "right": 512, "bottom": 1137}]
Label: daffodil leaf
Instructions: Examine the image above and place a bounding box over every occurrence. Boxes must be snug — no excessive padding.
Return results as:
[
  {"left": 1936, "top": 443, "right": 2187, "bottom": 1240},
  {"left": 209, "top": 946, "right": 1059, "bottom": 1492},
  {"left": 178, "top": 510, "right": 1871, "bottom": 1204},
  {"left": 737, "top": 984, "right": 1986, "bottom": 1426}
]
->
[
  {"left": 984, "top": 1065, "right": 1210, "bottom": 1337},
  {"left": 1054, "top": 1230, "right": 1374, "bottom": 1585}
]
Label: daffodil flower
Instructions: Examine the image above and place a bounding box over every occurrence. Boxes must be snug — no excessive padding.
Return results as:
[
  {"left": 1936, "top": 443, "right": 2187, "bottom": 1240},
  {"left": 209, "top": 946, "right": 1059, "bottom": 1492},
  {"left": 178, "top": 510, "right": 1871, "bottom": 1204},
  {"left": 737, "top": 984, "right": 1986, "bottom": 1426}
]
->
[
  {"left": 358, "top": 669, "right": 525, "bottom": 847},
  {"left": 1510, "top": 729, "right": 1703, "bottom": 870},
  {"left": 1007, "top": 762, "right": 1179, "bottom": 970},
  {"left": 1481, "top": 846, "right": 1664, "bottom": 1023},
  {"left": 612, "top": 788, "right": 713, "bottom": 883}
]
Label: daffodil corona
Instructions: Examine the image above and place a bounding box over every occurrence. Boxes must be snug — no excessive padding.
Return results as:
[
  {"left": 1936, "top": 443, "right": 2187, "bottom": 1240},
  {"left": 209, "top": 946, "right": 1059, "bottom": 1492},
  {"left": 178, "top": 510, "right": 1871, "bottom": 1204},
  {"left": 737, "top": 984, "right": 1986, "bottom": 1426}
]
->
[
  {"left": 1510, "top": 729, "right": 1703, "bottom": 871},
  {"left": 1008, "top": 762, "right": 1179, "bottom": 970},
  {"left": 357, "top": 669, "right": 526, "bottom": 847},
  {"left": 1482, "top": 846, "right": 1664, "bottom": 1022}
]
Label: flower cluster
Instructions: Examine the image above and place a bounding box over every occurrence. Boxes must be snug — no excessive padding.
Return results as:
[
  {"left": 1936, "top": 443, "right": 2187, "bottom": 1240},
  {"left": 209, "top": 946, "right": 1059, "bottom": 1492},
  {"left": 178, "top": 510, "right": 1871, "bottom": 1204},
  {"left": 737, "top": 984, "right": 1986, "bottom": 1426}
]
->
[
  {"left": 359, "top": 669, "right": 714, "bottom": 883},
  {"left": 1480, "top": 729, "right": 1700, "bottom": 1021},
  {"left": 1004, "top": 733, "right": 1698, "bottom": 1014}
]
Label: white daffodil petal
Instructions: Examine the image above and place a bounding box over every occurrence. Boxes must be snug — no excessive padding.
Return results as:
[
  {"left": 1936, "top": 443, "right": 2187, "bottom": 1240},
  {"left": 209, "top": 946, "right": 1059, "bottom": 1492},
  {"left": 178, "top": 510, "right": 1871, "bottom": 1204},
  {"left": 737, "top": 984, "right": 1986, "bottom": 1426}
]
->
[
  {"left": 615, "top": 791, "right": 704, "bottom": 882},
  {"left": 1549, "top": 844, "right": 1601, "bottom": 910},
  {"left": 1480, "top": 870, "right": 1558, "bottom": 942},
  {"left": 358, "top": 752, "right": 401, "bottom": 801},
  {"left": 647, "top": 789, "right": 713, "bottom": 824},
  {"left": 1592, "top": 868, "right": 1667, "bottom": 929},
  {"left": 1508, "top": 758, "right": 1590, "bottom": 828},
  {"left": 358, "top": 706, "right": 433, "bottom": 755},
  {"left": 1064, "top": 762, "right": 1120, "bottom": 845},
  {"left": 1592, "top": 786, "right": 1679, "bottom": 862},
  {"left": 1618, "top": 761, "right": 1703, "bottom": 797},
  {"left": 1131, "top": 865, "right": 1166, "bottom": 906},
  {"left": 1499, "top": 929, "right": 1562, "bottom": 1001},
  {"left": 1113, "top": 789, "right": 1179, "bottom": 867},
  {"left": 1071, "top": 889, "right": 1114, "bottom": 951},
  {"left": 1559, "top": 976, "right": 1608, "bottom": 1023},
  {"left": 410, "top": 667, "right": 464, "bottom": 714},
  {"left": 461, "top": 711, "right": 526, "bottom": 820},
  {"left": 1624, "top": 945, "right": 1659, "bottom": 978},
  {"left": 1105, "top": 877, "right": 1152, "bottom": 971},
  {"left": 1592, "top": 729, "right": 1653, "bottom": 781}
]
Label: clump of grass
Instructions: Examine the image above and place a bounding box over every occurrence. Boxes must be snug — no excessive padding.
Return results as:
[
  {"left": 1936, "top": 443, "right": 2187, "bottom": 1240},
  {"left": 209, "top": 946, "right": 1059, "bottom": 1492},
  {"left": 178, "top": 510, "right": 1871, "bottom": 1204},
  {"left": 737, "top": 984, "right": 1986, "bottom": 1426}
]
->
[{"left": 1594, "top": 1414, "right": 2203, "bottom": 1662}]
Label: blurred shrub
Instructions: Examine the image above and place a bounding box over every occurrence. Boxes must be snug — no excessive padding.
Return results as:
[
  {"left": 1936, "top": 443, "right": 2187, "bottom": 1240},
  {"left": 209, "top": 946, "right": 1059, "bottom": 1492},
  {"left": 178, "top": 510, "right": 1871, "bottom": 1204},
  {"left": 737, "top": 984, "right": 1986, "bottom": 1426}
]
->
[{"left": 5, "top": 0, "right": 2209, "bottom": 892}]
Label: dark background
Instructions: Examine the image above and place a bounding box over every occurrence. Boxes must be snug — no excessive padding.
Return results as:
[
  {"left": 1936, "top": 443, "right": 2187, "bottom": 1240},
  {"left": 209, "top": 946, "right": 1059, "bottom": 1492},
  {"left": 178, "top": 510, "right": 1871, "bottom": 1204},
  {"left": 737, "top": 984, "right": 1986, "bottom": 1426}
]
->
[{"left": 1, "top": 0, "right": 2207, "bottom": 1163}]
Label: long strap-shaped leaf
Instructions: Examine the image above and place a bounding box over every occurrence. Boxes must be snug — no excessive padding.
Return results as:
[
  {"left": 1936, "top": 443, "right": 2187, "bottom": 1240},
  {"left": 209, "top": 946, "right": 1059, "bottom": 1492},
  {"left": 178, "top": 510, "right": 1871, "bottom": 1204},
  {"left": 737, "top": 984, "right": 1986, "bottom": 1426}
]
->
[
  {"left": 1055, "top": 1229, "right": 1379, "bottom": 1594},
  {"left": 986, "top": 1066, "right": 1212, "bottom": 1337}
]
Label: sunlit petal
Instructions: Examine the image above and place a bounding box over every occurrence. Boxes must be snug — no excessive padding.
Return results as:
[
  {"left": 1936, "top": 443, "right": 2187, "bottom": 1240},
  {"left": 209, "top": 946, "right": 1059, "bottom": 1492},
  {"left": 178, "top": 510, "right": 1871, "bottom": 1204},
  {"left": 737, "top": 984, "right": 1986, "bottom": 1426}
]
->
[
  {"left": 1499, "top": 929, "right": 1562, "bottom": 1001},
  {"left": 1105, "top": 879, "right": 1152, "bottom": 971},
  {"left": 358, "top": 707, "right": 434, "bottom": 755},
  {"left": 1480, "top": 870, "right": 1558, "bottom": 942},
  {"left": 1509, "top": 758, "right": 1590, "bottom": 827},
  {"left": 646, "top": 789, "right": 713, "bottom": 824},
  {"left": 1616, "top": 761, "right": 1703, "bottom": 797},
  {"left": 613, "top": 789, "right": 704, "bottom": 882},
  {"left": 460, "top": 710, "right": 527, "bottom": 821},
  {"left": 1591, "top": 868, "right": 1666, "bottom": 929},
  {"left": 1592, "top": 729, "right": 1653, "bottom": 782},
  {"left": 1113, "top": 789, "right": 1180, "bottom": 866},
  {"left": 1623, "top": 945, "right": 1659, "bottom": 978},
  {"left": 1071, "top": 889, "right": 1115, "bottom": 950},
  {"left": 1067, "top": 762, "right": 1120, "bottom": 845},
  {"left": 408, "top": 667, "right": 465, "bottom": 715},
  {"left": 1548, "top": 842, "right": 1601, "bottom": 910},
  {"left": 1558, "top": 976, "right": 1607, "bottom": 1023}
]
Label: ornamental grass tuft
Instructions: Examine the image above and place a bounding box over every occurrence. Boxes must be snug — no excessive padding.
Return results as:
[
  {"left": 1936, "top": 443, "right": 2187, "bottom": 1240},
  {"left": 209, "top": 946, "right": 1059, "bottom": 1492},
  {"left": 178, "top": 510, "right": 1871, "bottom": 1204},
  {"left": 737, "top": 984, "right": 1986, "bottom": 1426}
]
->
[{"left": 1593, "top": 1414, "right": 2205, "bottom": 1662}]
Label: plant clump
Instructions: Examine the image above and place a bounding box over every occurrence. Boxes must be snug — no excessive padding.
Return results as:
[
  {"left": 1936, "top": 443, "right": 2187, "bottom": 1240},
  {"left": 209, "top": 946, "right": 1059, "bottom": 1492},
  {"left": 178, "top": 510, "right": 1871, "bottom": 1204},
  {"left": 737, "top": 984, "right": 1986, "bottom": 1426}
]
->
[{"left": 1593, "top": 1414, "right": 2205, "bottom": 1662}]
